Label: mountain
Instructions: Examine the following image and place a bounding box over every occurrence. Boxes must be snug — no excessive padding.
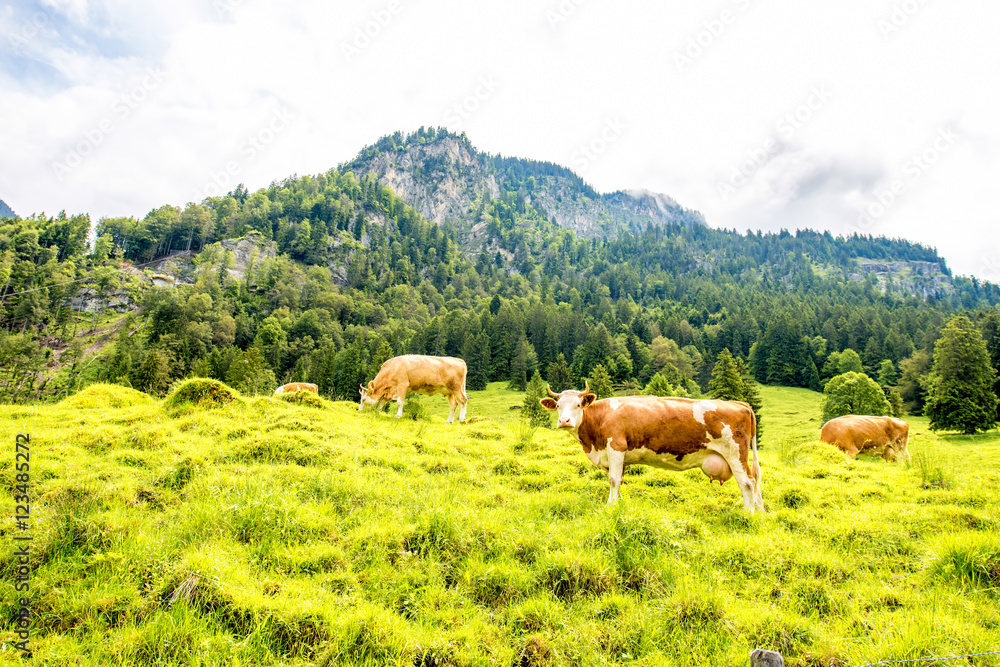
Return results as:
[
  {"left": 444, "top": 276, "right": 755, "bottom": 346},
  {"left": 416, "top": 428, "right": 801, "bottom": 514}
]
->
[
  {"left": 340, "top": 128, "right": 705, "bottom": 247},
  {"left": 4, "top": 128, "right": 1000, "bottom": 406},
  {"left": 0, "top": 198, "right": 15, "bottom": 219}
]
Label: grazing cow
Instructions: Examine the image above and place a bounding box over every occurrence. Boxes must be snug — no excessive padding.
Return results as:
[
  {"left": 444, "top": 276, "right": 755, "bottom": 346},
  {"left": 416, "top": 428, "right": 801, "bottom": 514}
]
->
[
  {"left": 360, "top": 355, "right": 468, "bottom": 423},
  {"left": 819, "top": 414, "right": 910, "bottom": 462},
  {"left": 541, "top": 383, "right": 764, "bottom": 513},
  {"left": 274, "top": 382, "right": 319, "bottom": 395}
]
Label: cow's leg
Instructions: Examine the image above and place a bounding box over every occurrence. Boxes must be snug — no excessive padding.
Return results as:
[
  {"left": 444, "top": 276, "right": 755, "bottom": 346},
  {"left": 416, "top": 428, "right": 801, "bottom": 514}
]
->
[
  {"left": 446, "top": 394, "right": 457, "bottom": 423},
  {"left": 606, "top": 439, "right": 626, "bottom": 504},
  {"left": 395, "top": 388, "right": 406, "bottom": 418},
  {"left": 711, "top": 428, "right": 763, "bottom": 514},
  {"left": 458, "top": 395, "right": 467, "bottom": 423}
]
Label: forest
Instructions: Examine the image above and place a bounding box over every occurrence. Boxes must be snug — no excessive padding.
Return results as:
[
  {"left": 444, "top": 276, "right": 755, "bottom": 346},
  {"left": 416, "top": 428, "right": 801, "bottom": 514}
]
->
[{"left": 2, "top": 130, "right": 1000, "bottom": 426}]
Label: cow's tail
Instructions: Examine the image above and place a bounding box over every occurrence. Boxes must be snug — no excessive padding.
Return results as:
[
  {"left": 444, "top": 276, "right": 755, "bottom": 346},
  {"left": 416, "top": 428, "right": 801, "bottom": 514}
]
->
[{"left": 750, "top": 407, "right": 763, "bottom": 513}]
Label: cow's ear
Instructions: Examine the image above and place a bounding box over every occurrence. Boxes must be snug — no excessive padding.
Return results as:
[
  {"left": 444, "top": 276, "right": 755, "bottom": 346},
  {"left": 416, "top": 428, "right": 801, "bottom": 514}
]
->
[
  {"left": 581, "top": 393, "right": 597, "bottom": 408},
  {"left": 540, "top": 398, "right": 558, "bottom": 411}
]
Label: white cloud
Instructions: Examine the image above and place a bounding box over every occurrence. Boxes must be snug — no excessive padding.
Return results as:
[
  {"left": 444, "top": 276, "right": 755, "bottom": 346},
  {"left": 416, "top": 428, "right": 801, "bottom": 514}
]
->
[{"left": 1, "top": 0, "right": 998, "bottom": 279}]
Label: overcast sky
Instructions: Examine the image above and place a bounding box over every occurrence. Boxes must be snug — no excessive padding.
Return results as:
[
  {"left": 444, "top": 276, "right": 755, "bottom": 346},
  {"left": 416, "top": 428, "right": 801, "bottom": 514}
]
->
[{"left": 3, "top": 0, "right": 999, "bottom": 281}]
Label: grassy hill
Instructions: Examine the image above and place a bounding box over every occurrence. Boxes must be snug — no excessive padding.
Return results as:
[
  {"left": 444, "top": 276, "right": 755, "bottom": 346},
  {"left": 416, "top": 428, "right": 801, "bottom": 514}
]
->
[{"left": 2, "top": 384, "right": 999, "bottom": 666}]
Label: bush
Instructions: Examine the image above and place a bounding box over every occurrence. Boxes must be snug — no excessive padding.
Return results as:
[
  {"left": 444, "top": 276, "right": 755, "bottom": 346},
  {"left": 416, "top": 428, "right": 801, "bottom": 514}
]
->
[
  {"left": 163, "top": 378, "right": 241, "bottom": 416},
  {"left": 821, "top": 372, "right": 891, "bottom": 422}
]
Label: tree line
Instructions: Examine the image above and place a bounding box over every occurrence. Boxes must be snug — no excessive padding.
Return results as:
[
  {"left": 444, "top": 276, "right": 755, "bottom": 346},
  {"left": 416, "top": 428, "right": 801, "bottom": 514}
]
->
[{"left": 2, "top": 159, "right": 999, "bottom": 434}]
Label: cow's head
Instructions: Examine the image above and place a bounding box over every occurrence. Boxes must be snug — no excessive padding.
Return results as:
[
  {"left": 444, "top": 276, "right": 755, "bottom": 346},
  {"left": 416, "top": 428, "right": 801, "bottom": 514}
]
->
[
  {"left": 885, "top": 418, "right": 911, "bottom": 463},
  {"left": 540, "top": 381, "right": 597, "bottom": 430},
  {"left": 358, "top": 381, "right": 379, "bottom": 411}
]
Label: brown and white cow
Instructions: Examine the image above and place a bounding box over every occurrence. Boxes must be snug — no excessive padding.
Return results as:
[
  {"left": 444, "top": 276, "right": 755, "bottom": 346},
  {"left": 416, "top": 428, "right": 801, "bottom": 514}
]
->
[
  {"left": 359, "top": 355, "right": 468, "bottom": 423},
  {"left": 541, "top": 384, "right": 764, "bottom": 513},
  {"left": 819, "top": 414, "right": 910, "bottom": 462},
  {"left": 274, "top": 382, "right": 319, "bottom": 395}
]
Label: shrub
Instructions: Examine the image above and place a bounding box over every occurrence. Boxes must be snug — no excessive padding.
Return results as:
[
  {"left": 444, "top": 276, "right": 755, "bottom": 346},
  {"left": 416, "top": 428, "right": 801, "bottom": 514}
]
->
[
  {"left": 821, "top": 372, "right": 891, "bottom": 422},
  {"left": 163, "top": 378, "right": 240, "bottom": 416}
]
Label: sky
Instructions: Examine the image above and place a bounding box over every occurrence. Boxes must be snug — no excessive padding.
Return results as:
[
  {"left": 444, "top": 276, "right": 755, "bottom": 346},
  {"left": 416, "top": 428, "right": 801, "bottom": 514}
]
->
[{"left": 2, "top": 0, "right": 999, "bottom": 281}]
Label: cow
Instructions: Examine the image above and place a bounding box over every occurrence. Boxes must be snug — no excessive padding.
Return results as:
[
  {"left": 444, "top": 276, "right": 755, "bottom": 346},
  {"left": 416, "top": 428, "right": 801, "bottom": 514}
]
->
[
  {"left": 359, "top": 355, "right": 468, "bottom": 423},
  {"left": 274, "top": 382, "right": 319, "bottom": 395},
  {"left": 541, "top": 383, "right": 764, "bottom": 514},
  {"left": 819, "top": 414, "right": 910, "bottom": 462}
]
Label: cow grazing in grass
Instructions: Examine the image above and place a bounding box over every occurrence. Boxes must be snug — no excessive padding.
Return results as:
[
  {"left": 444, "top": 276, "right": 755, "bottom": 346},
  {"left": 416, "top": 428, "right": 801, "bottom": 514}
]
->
[
  {"left": 819, "top": 414, "right": 910, "bottom": 462},
  {"left": 360, "top": 355, "right": 468, "bottom": 423},
  {"left": 274, "top": 382, "right": 319, "bottom": 395},
  {"left": 541, "top": 383, "right": 764, "bottom": 513}
]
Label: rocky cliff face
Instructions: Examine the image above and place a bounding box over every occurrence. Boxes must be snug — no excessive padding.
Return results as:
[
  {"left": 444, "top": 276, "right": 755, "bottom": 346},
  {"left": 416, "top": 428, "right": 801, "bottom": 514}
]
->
[
  {"left": 357, "top": 136, "right": 500, "bottom": 226},
  {"left": 852, "top": 258, "right": 953, "bottom": 298},
  {"left": 0, "top": 198, "right": 16, "bottom": 219},
  {"left": 344, "top": 133, "right": 705, "bottom": 245}
]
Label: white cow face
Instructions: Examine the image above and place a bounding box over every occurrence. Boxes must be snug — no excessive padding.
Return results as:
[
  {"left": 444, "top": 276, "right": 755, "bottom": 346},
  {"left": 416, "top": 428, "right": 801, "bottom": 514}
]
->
[
  {"left": 540, "top": 385, "right": 597, "bottom": 430},
  {"left": 359, "top": 382, "right": 378, "bottom": 411}
]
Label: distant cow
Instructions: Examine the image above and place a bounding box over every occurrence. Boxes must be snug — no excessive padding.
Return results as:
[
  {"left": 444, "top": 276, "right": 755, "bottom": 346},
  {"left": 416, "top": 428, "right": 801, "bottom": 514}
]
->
[
  {"left": 541, "top": 383, "right": 764, "bottom": 513},
  {"left": 360, "top": 355, "right": 468, "bottom": 423},
  {"left": 819, "top": 414, "right": 910, "bottom": 462},
  {"left": 274, "top": 382, "right": 319, "bottom": 395}
]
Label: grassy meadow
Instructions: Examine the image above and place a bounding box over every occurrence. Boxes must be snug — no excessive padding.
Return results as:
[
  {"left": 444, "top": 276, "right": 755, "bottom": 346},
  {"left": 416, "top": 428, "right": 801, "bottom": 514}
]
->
[{"left": 1, "top": 381, "right": 999, "bottom": 666}]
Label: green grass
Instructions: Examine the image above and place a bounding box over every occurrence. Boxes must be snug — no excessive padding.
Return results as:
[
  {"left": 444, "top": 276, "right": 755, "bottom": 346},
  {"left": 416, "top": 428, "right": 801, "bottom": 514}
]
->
[{"left": 2, "top": 382, "right": 999, "bottom": 666}]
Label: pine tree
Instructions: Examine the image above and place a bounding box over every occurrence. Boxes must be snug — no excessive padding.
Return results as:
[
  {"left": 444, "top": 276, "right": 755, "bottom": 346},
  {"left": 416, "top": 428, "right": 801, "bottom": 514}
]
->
[
  {"left": 507, "top": 336, "right": 529, "bottom": 391},
  {"left": 588, "top": 364, "right": 614, "bottom": 399},
  {"left": 522, "top": 371, "right": 551, "bottom": 427},
  {"left": 980, "top": 311, "right": 1000, "bottom": 420},
  {"left": 644, "top": 373, "right": 674, "bottom": 397},
  {"left": 462, "top": 331, "right": 490, "bottom": 391},
  {"left": 708, "top": 349, "right": 743, "bottom": 400},
  {"left": 710, "top": 349, "right": 765, "bottom": 436},
  {"left": 545, "top": 352, "right": 573, "bottom": 392},
  {"left": 877, "top": 359, "right": 899, "bottom": 387},
  {"left": 925, "top": 316, "right": 998, "bottom": 434}
]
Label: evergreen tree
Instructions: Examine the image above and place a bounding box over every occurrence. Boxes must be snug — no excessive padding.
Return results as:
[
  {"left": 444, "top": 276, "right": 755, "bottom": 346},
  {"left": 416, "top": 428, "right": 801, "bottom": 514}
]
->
[
  {"left": 463, "top": 331, "right": 490, "bottom": 391},
  {"left": 522, "top": 370, "right": 551, "bottom": 427},
  {"left": 367, "top": 340, "right": 394, "bottom": 381},
  {"left": 588, "top": 364, "right": 614, "bottom": 399},
  {"left": 980, "top": 311, "right": 1000, "bottom": 420},
  {"left": 134, "top": 348, "right": 173, "bottom": 395},
  {"left": 710, "top": 349, "right": 765, "bottom": 435},
  {"left": 708, "top": 348, "right": 743, "bottom": 400},
  {"left": 877, "top": 359, "right": 899, "bottom": 387},
  {"left": 884, "top": 387, "right": 904, "bottom": 418},
  {"left": 545, "top": 352, "right": 573, "bottom": 392},
  {"left": 736, "top": 357, "right": 765, "bottom": 436},
  {"left": 644, "top": 373, "right": 674, "bottom": 397},
  {"left": 925, "top": 316, "right": 998, "bottom": 434},
  {"left": 507, "top": 336, "right": 529, "bottom": 391},
  {"left": 822, "top": 372, "right": 892, "bottom": 423}
]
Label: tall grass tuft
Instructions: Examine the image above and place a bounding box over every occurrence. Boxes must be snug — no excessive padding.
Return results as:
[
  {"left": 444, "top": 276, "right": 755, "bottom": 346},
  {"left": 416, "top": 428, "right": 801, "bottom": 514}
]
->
[
  {"left": 912, "top": 444, "right": 955, "bottom": 489},
  {"left": 928, "top": 534, "right": 1000, "bottom": 593}
]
